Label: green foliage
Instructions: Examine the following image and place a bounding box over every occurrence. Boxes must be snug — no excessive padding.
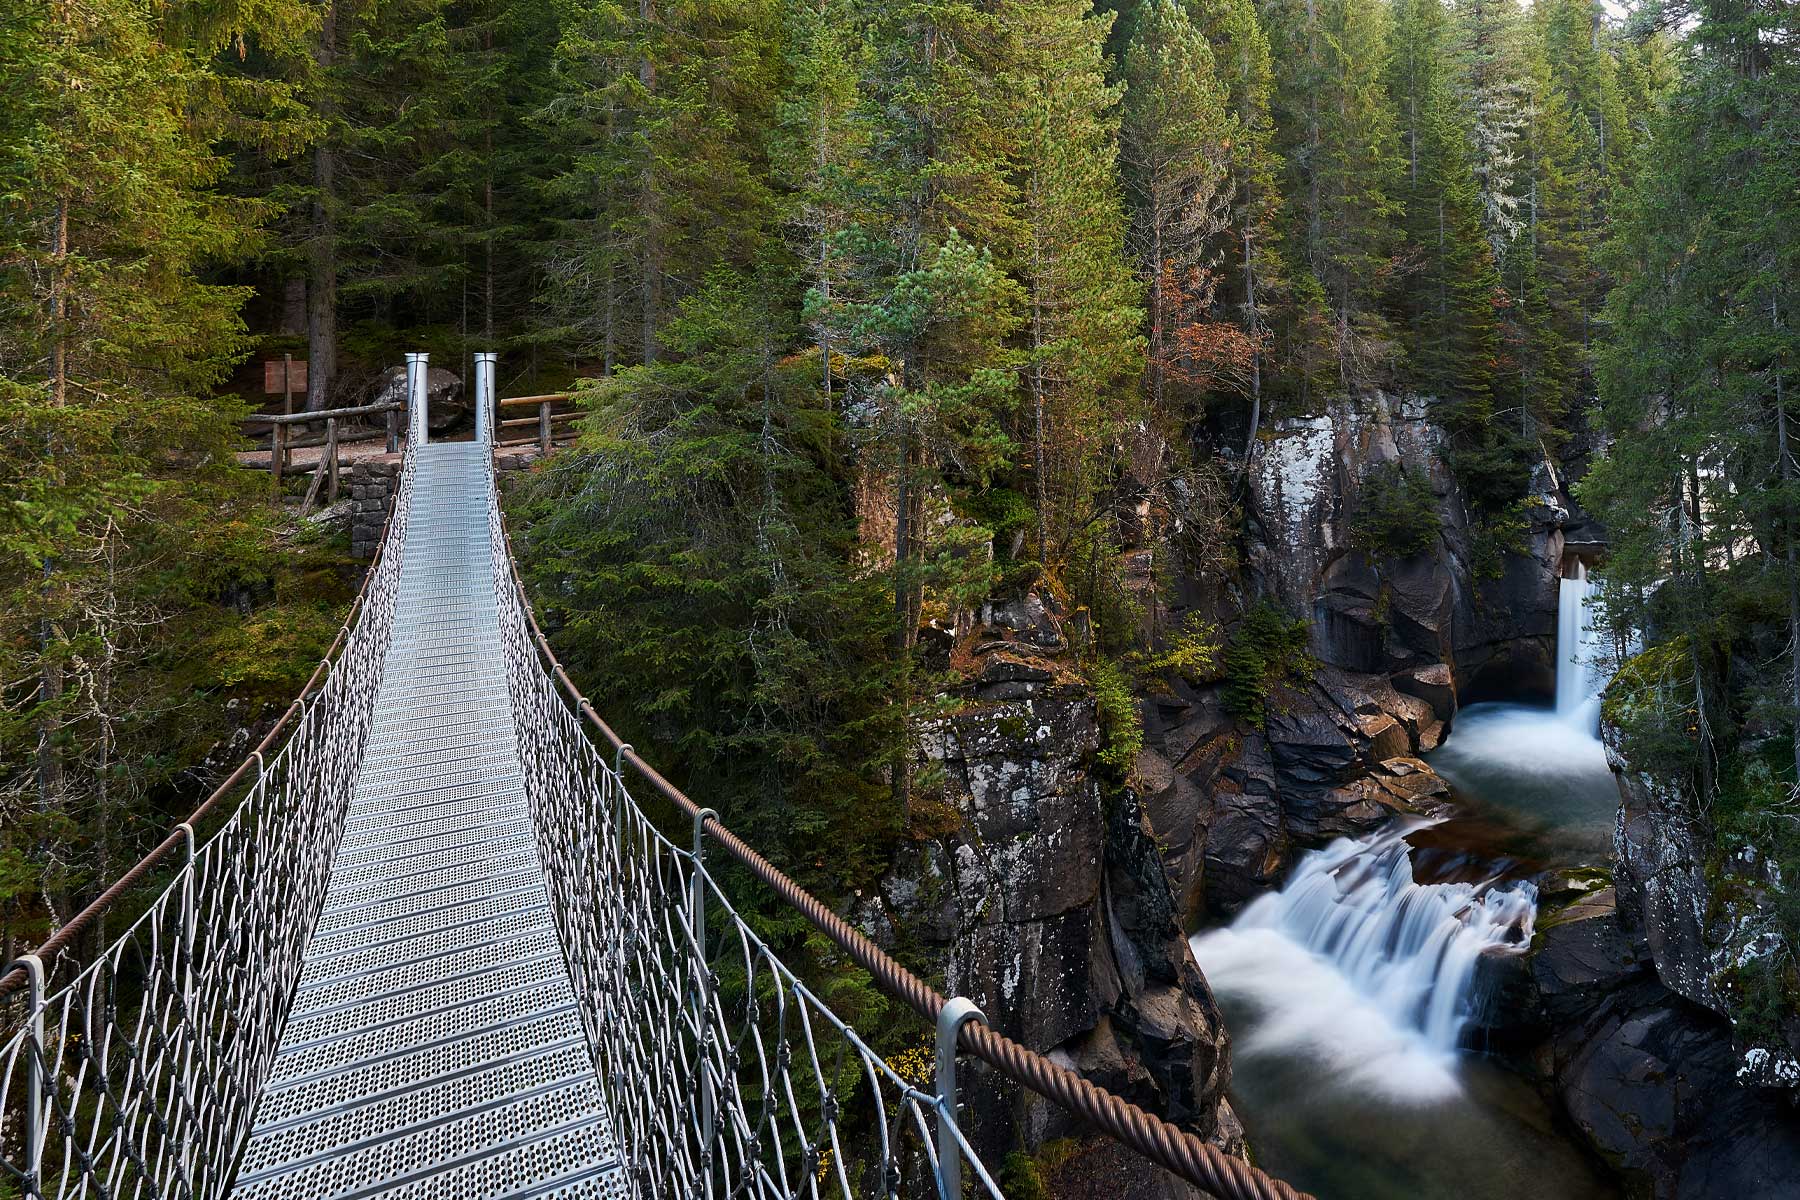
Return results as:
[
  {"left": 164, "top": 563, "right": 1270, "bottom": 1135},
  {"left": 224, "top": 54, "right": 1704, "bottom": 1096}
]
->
[
  {"left": 512, "top": 271, "right": 904, "bottom": 897},
  {"left": 1351, "top": 463, "right": 1440, "bottom": 558},
  {"left": 1086, "top": 655, "right": 1144, "bottom": 776},
  {"left": 1138, "top": 611, "right": 1223, "bottom": 685},
  {"left": 1222, "top": 602, "right": 1315, "bottom": 729},
  {"left": 1602, "top": 639, "right": 1704, "bottom": 782},
  {"left": 1466, "top": 501, "right": 1529, "bottom": 581}
]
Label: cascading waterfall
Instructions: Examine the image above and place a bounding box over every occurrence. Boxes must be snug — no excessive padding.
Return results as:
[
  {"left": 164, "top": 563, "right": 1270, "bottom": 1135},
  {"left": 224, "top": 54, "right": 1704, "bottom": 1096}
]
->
[
  {"left": 1191, "top": 822, "right": 1537, "bottom": 1096},
  {"left": 1555, "top": 559, "right": 1607, "bottom": 733}
]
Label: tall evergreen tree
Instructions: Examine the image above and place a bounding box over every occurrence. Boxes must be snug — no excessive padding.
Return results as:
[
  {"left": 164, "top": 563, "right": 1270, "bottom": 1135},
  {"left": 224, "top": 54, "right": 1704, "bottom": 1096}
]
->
[
  {"left": 1585, "top": 0, "right": 1800, "bottom": 796},
  {"left": 0, "top": 0, "right": 311, "bottom": 934},
  {"left": 1119, "top": 0, "right": 1243, "bottom": 418},
  {"left": 1263, "top": 0, "right": 1403, "bottom": 392},
  {"left": 1387, "top": 0, "right": 1500, "bottom": 407},
  {"left": 1002, "top": 0, "right": 1142, "bottom": 563},
  {"left": 1187, "top": 0, "right": 1285, "bottom": 452}
]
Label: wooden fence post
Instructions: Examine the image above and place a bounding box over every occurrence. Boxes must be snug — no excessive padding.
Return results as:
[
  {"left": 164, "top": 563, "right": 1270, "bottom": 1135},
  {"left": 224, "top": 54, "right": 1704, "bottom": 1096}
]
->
[
  {"left": 539, "top": 400, "right": 551, "bottom": 454},
  {"left": 326, "top": 418, "right": 340, "bottom": 505}
]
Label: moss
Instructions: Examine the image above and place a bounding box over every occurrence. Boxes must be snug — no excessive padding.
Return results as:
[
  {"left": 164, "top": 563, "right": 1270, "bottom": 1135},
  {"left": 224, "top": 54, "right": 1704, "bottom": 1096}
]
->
[
  {"left": 1350, "top": 463, "right": 1440, "bottom": 559},
  {"left": 1000, "top": 1140, "right": 1083, "bottom": 1199},
  {"left": 1222, "top": 603, "right": 1316, "bottom": 730}
]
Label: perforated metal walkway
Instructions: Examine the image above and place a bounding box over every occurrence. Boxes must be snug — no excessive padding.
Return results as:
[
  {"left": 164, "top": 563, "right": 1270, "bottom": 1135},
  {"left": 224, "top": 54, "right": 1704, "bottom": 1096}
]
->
[{"left": 231, "top": 443, "right": 623, "bottom": 1200}]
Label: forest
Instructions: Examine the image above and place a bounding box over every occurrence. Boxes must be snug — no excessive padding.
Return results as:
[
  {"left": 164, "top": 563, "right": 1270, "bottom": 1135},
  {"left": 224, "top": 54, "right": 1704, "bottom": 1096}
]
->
[{"left": 3, "top": 0, "right": 1799, "bottom": 1194}]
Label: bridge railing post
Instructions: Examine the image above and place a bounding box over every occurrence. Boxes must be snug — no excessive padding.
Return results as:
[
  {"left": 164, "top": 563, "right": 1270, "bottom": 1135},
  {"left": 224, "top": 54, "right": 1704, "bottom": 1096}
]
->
[
  {"left": 405, "top": 352, "right": 429, "bottom": 447},
  {"left": 689, "top": 806, "right": 719, "bottom": 1182},
  {"left": 474, "top": 352, "right": 497, "bottom": 446},
  {"left": 934, "top": 996, "right": 987, "bottom": 1200},
  {"left": 9, "top": 952, "right": 46, "bottom": 1197}
]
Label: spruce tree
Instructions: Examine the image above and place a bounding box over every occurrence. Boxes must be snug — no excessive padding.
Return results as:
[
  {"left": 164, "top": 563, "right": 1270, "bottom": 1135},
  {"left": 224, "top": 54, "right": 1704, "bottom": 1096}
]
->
[
  {"left": 0, "top": 0, "right": 309, "bottom": 928},
  {"left": 1119, "top": 0, "right": 1242, "bottom": 417},
  {"left": 1386, "top": 0, "right": 1500, "bottom": 411},
  {"left": 1263, "top": 0, "right": 1403, "bottom": 392},
  {"left": 1187, "top": 0, "right": 1285, "bottom": 451},
  {"left": 1001, "top": 0, "right": 1143, "bottom": 563}
]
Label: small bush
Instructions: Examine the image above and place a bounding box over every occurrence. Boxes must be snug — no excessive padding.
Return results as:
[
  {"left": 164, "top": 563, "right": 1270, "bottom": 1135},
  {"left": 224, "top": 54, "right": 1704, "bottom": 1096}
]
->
[
  {"left": 1087, "top": 655, "right": 1144, "bottom": 776},
  {"left": 1222, "top": 603, "right": 1315, "bottom": 729},
  {"left": 1138, "top": 611, "right": 1222, "bottom": 685},
  {"left": 1351, "top": 463, "right": 1440, "bottom": 559}
]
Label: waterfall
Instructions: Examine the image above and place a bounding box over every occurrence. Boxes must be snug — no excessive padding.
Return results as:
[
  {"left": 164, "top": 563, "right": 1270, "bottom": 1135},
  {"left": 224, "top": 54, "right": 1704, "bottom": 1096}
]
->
[
  {"left": 1192, "top": 823, "right": 1537, "bottom": 1087},
  {"left": 1555, "top": 560, "right": 1606, "bottom": 733}
]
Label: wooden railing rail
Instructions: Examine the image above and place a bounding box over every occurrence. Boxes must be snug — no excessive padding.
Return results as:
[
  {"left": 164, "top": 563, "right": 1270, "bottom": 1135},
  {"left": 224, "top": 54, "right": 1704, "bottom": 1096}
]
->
[{"left": 496, "top": 392, "right": 577, "bottom": 453}]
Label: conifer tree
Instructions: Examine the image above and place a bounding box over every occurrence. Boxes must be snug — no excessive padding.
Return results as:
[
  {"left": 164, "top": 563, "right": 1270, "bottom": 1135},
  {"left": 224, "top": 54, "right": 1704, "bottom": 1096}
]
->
[
  {"left": 1001, "top": 0, "right": 1143, "bottom": 562},
  {"left": 1585, "top": 0, "right": 1800, "bottom": 794},
  {"left": 0, "top": 0, "right": 310, "bottom": 926},
  {"left": 1187, "top": 0, "right": 1284, "bottom": 451},
  {"left": 1386, "top": 0, "right": 1500, "bottom": 409},
  {"left": 1449, "top": 0, "right": 1529, "bottom": 259},
  {"left": 1263, "top": 0, "right": 1403, "bottom": 392},
  {"left": 1119, "top": 0, "right": 1241, "bottom": 417},
  {"left": 773, "top": 0, "right": 867, "bottom": 403}
]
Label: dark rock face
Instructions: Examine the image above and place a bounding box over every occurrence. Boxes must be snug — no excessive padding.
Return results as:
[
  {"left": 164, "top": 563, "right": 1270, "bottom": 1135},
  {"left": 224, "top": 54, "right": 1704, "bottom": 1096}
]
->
[
  {"left": 1606, "top": 720, "right": 1800, "bottom": 1090},
  {"left": 1244, "top": 393, "right": 1563, "bottom": 698},
  {"left": 1473, "top": 885, "right": 1800, "bottom": 1198},
  {"left": 858, "top": 685, "right": 1237, "bottom": 1165},
  {"left": 1140, "top": 667, "right": 1455, "bottom": 922}
]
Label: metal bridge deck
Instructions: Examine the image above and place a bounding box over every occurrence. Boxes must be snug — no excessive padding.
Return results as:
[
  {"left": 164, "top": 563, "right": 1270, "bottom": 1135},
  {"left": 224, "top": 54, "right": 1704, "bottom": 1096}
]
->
[{"left": 232, "top": 443, "right": 623, "bottom": 1200}]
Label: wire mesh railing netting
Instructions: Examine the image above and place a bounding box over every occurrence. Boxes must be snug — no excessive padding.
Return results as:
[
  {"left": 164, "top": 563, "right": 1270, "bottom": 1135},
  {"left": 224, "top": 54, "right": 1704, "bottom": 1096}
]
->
[
  {"left": 484, "top": 469, "right": 1004, "bottom": 1200},
  {"left": 0, "top": 452, "right": 416, "bottom": 1200}
]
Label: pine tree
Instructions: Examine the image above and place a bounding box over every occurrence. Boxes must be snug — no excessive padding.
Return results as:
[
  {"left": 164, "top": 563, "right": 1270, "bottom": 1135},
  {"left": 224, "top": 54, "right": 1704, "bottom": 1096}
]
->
[
  {"left": 1001, "top": 0, "right": 1143, "bottom": 563},
  {"left": 1387, "top": 0, "right": 1500, "bottom": 409},
  {"left": 1584, "top": 0, "right": 1800, "bottom": 797},
  {"left": 1263, "top": 0, "right": 1403, "bottom": 392},
  {"left": 536, "top": 0, "right": 781, "bottom": 370},
  {"left": 0, "top": 0, "right": 309, "bottom": 931},
  {"left": 1119, "top": 0, "right": 1243, "bottom": 418},
  {"left": 1186, "top": 0, "right": 1285, "bottom": 452},
  {"left": 1449, "top": 0, "right": 1529, "bottom": 259},
  {"left": 773, "top": 0, "right": 867, "bottom": 404},
  {"left": 1504, "top": 21, "right": 1589, "bottom": 436}
]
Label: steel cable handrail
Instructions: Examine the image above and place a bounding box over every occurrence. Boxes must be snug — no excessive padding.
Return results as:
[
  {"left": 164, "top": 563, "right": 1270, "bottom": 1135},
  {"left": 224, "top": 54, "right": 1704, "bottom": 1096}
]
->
[{"left": 494, "top": 506, "right": 1314, "bottom": 1200}]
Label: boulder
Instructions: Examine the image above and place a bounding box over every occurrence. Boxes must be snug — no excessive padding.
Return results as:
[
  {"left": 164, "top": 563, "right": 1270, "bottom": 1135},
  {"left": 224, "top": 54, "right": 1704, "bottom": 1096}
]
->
[{"left": 370, "top": 365, "right": 466, "bottom": 432}]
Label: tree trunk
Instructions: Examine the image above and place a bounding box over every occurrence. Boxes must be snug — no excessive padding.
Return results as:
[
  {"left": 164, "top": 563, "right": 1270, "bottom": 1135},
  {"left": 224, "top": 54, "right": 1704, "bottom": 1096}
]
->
[
  {"left": 307, "top": 0, "right": 339, "bottom": 412},
  {"left": 1243, "top": 224, "right": 1262, "bottom": 462},
  {"left": 1776, "top": 300, "right": 1799, "bottom": 781},
  {"left": 639, "top": 0, "right": 660, "bottom": 367}
]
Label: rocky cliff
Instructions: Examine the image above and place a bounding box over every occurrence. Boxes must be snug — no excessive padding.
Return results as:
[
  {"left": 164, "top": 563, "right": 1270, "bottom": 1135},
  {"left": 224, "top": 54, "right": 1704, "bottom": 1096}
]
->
[
  {"left": 1475, "top": 879, "right": 1800, "bottom": 1198},
  {"left": 1605, "top": 721, "right": 1800, "bottom": 1090},
  {"left": 854, "top": 644, "right": 1242, "bottom": 1191},
  {"left": 1136, "top": 392, "right": 1570, "bottom": 925}
]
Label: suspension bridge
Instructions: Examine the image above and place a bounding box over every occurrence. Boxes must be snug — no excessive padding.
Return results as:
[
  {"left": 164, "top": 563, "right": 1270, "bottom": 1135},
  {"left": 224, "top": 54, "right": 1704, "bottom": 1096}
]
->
[{"left": 0, "top": 355, "right": 1310, "bottom": 1200}]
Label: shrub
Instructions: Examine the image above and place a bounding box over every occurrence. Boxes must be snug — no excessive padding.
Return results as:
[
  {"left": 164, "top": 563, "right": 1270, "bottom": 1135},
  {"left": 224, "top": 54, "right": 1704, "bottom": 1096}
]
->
[
  {"left": 1222, "top": 603, "right": 1315, "bottom": 729},
  {"left": 1351, "top": 462, "right": 1440, "bottom": 559},
  {"left": 1086, "top": 655, "right": 1144, "bottom": 776}
]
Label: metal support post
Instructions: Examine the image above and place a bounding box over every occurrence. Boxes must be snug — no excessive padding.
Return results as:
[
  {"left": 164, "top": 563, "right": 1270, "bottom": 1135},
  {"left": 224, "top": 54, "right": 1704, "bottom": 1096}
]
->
[
  {"left": 474, "top": 352, "right": 497, "bottom": 446},
  {"left": 934, "top": 996, "right": 987, "bottom": 1200},
  {"left": 177, "top": 823, "right": 197, "bottom": 1021},
  {"left": 9, "top": 953, "right": 46, "bottom": 1195},
  {"left": 690, "top": 807, "right": 719, "bottom": 1177},
  {"left": 405, "top": 352, "right": 429, "bottom": 447}
]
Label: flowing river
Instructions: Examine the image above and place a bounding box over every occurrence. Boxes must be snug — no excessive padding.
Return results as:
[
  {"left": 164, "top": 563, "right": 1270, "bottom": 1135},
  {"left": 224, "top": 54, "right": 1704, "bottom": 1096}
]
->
[{"left": 1190, "top": 568, "right": 1622, "bottom": 1198}]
